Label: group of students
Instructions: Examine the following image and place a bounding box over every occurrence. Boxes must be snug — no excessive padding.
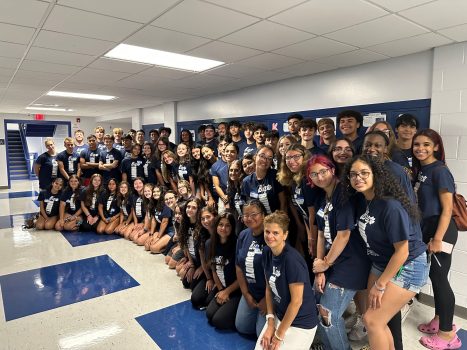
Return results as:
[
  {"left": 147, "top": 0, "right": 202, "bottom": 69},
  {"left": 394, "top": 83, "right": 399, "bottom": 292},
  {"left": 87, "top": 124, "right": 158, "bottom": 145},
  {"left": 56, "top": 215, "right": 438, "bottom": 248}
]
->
[{"left": 32, "top": 111, "right": 461, "bottom": 350}]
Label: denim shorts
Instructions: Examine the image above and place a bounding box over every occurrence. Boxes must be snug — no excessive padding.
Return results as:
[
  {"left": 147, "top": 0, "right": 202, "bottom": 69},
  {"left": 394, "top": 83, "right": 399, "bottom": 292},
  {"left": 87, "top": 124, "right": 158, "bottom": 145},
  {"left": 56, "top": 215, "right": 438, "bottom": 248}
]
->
[{"left": 370, "top": 252, "right": 429, "bottom": 293}]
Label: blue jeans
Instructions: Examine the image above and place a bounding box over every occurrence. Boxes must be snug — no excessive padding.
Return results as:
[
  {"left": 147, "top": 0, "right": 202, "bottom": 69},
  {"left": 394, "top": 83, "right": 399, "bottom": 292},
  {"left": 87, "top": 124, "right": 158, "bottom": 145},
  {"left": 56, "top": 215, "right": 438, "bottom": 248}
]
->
[
  {"left": 235, "top": 295, "right": 266, "bottom": 337},
  {"left": 317, "top": 282, "right": 356, "bottom": 350}
]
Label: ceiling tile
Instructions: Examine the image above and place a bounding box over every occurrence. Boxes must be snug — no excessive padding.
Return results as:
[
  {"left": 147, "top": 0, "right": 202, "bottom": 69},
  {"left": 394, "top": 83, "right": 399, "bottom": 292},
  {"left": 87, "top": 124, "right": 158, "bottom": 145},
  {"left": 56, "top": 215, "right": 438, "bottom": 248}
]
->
[
  {"left": 367, "top": 0, "right": 433, "bottom": 12},
  {"left": 205, "top": 64, "right": 266, "bottom": 78},
  {"left": 20, "top": 59, "right": 82, "bottom": 74},
  {"left": 0, "top": 67, "right": 15, "bottom": 77},
  {"left": 222, "top": 20, "right": 314, "bottom": 51},
  {"left": 270, "top": 0, "right": 388, "bottom": 35},
  {"left": 325, "top": 15, "right": 428, "bottom": 47},
  {"left": 57, "top": 0, "right": 179, "bottom": 23},
  {"left": 26, "top": 46, "right": 96, "bottom": 66},
  {"left": 313, "top": 49, "right": 389, "bottom": 68},
  {"left": 0, "top": 41, "right": 27, "bottom": 59},
  {"left": 140, "top": 66, "right": 195, "bottom": 80},
  {"left": 400, "top": 0, "right": 467, "bottom": 30},
  {"left": 274, "top": 61, "right": 337, "bottom": 77},
  {"left": 13, "top": 69, "right": 69, "bottom": 84},
  {"left": 239, "top": 70, "right": 292, "bottom": 85},
  {"left": 0, "top": 57, "right": 21, "bottom": 69},
  {"left": 151, "top": 0, "right": 258, "bottom": 39},
  {"left": 187, "top": 41, "right": 262, "bottom": 63},
  {"left": 66, "top": 68, "right": 133, "bottom": 84},
  {"left": 0, "top": 0, "right": 49, "bottom": 27},
  {"left": 88, "top": 58, "right": 151, "bottom": 74},
  {"left": 0, "top": 23, "right": 35, "bottom": 45},
  {"left": 439, "top": 24, "right": 467, "bottom": 42},
  {"left": 113, "top": 73, "right": 174, "bottom": 90},
  {"left": 43, "top": 5, "right": 142, "bottom": 42},
  {"left": 237, "top": 53, "right": 303, "bottom": 70},
  {"left": 126, "top": 26, "right": 210, "bottom": 53},
  {"left": 367, "top": 33, "right": 453, "bottom": 57},
  {"left": 169, "top": 73, "right": 237, "bottom": 89},
  {"left": 202, "top": 0, "right": 305, "bottom": 18},
  {"left": 34, "top": 30, "right": 115, "bottom": 55},
  {"left": 273, "top": 37, "right": 357, "bottom": 60}
]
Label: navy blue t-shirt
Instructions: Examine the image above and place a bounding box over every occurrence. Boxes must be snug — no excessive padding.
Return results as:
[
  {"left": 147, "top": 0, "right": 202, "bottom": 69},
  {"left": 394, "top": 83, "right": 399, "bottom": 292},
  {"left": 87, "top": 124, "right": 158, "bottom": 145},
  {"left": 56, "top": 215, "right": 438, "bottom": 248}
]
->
[
  {"left": 240, "top": 142, "right": 257, "bottom": 158},
  {"left": 60, "top": 188, "right": 81, "bottom": 215},
  {"left": 227, "top": 183, "right": 245, "bottom": 217},
  {"left": 38, "top": 189, "right": 61, "bottom": 217},
  {"left": 357, "top": 198, "right": 426, "bottom": 269},
  {"left": 315, "top": 183, "right": 370, "bottom": 290},
  {"left": 291, "top": 177, "right": 323, "bottom": 227},
  {"left": 80, "top": 148, "right": 101, "bottom": 179},
  {"left": 56, "top": 150, "right": 79, "bottom": 178},
  {"left": 176, "top": 162, "right": 192, "bottom": 182},
  {"left": 74, "top": 144, "right": 88, "bottom": 155},
  {"left": 80, "top": 188, "right": 100, "bottom": 216},
  {"left": 415, "top": 160, "right": 456, "bottom": 220},
  {"left": 98, "top": 191, "right": 120, "bottom": 218},
  {"left": 262, "top": 244, "right": 318, "bottom": 329},
  {"left": 131, "top": 194, "right": 146, "bottom": 223},
  {"left": 120, "top": 196, "right": 132, "bottom": 218},
  {"left": 154, "top": 205, "right": 173, "bottom": 232},
  {"left": 143, "top": 158, "right": 157, "bottom": 185},
  {"left": 35, "top": 152, "right": 58, "bottom": 189},
  {"left": 210, "top": 159, "right": 229, "bottom": 192},
  {"left": 121, "top": 148, "right": 132, "bottom": 160},
  {"left": 235, "top": 228, "right": 266, "bottom": 302},
  {"left": 113, "top": 143, "right": 125, "bottom": 152},
  {"left": 391, "top": 149, "right": 411, "bottom": 169},
  {"left": 121, "top": 157, "right": 145, "bottom": 184},
  {"left": 206, "top": 238, "right": 237, "bottom": 288},
  {"left": 242, "top": 169, "right": 284, "bottom": 214},
  {"left": 385, "top": 160, "right": 416, "bottom": 203},
  {"left": 99, "top": 148, "right": 123, "bottom": 182}
]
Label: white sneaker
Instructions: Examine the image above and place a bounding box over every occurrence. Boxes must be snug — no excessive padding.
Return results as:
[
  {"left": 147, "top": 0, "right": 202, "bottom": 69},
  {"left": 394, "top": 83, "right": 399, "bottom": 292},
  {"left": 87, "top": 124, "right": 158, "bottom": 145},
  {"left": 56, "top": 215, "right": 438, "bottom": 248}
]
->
[
  {"left": 348, "top": 315, "right": 367, "bottom": 341},
  {"left": 401, "top": 298, "right": 414, "bottom": 323}
]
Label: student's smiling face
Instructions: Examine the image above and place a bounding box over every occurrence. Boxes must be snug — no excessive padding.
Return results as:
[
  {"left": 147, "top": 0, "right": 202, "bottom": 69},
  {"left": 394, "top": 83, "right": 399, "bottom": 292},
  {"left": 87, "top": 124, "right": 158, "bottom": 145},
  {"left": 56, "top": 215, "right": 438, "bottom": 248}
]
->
[
  {"left": 349, "top": 160, "right": 374, "bottom": 196},
  {"left": 413, "top": 135, "right": 438, "bottom": 164}
]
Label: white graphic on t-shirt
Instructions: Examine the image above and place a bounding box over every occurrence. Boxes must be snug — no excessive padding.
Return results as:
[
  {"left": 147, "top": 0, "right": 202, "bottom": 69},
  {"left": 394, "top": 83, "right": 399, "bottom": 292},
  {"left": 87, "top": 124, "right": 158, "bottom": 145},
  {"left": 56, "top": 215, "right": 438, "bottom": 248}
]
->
[
  {"left": 105, "top": 154, "right": 114, "bottom": 164},
  {"left": 245, "top": 240, "right": 262, "bottom": 282},
  {"left": 215, "top": 256, "right": 229, "bottom": 288},
  {"left": 178, "top": 165, "right": 187, "bottom": 179},
  {"left": 234, "top": 192, "right": 244, "bottom": 217},
  {"left": 187, "top": 226, "right": 196, "bottom": 257},
  {"left": 69, "top": 193, "right": 76, "bottom": 211},
  {"left": 323, "top": 202, "right": 333, "bottom": 245},
  {"left": 143, "top": 162, "right": 149, "bottom": 177},
  {"left": 106, "top": 194, "right": 114, "bottom": 214},
  {"left": 414, "top": 171, "right": 427, "bottom": 194},
  {"left": 135, "top": 197, "right": 142, "bottom": 217},
  {"left": 358, "top": 209, "right": 378, "bottom": 256},
  {"left": 89, "top": 152, "right": 98, "bottom": 163},
  {"left": 51, "top": 159, "right": 58, "bottom": 177},
  {"left": 68, "top": 155, "right": 75, "bottom": 173},
  {"left": 121, "top": 203, "right": 129, "bottom": 216},
  {"left": 269, "top": 266, "right": 281, "bottom": 304},
  {"left": 258, "top": 183, "right": 272, "bottom": 214},
  {"left": 45, "top": 195, "right": 57, "bottom": 215},
  {"left": 90, "top": 193, "right": 97, "bottom": 210},
  {"left": 131, "top": 162, "right": 137, "bottom": 179}
]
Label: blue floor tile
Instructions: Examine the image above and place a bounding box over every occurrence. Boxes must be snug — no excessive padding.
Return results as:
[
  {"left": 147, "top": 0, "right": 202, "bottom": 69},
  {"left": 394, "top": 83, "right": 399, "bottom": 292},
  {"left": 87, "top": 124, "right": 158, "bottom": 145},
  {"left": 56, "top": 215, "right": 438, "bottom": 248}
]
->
[
  {"left": 0, "top": 191, "right": 38, "bottom": 199},
  {"left": 0, "top": 255, "right": 139, "bottom": 321},
  {"left": 0, "top": 212, "right": 37, "bottom": 229},
  {"left": 136, "top": 300, "right": 256, "bottom": 350},
  {"left": 61, "top": 230, "right": 122, "bottom": 247},
  {"left": 33, "top": 200, "right": 40, "bottom": 207},
  {"left": 457, "top": 329, "right": 466, "bottom": 348}
]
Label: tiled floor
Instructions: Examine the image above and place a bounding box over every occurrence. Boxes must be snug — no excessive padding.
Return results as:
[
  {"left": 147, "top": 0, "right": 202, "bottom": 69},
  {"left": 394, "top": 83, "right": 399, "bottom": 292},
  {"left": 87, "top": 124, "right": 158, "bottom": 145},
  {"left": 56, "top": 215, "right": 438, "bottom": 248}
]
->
[{"left": 0, "top": 180, "right": 465, "bottom": 349}]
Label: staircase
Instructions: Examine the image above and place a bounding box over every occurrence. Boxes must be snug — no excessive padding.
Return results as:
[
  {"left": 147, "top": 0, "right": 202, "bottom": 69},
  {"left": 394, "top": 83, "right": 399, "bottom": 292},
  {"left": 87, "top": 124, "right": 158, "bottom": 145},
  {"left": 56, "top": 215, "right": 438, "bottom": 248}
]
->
[{"left": 7, "top": 130, "right": 29, "bottom": 180}]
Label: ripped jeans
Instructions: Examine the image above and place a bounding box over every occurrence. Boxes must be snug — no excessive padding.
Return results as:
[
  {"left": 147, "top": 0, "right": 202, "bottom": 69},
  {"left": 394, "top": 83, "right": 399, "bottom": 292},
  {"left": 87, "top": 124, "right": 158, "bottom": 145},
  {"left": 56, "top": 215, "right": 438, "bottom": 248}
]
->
[{"left": 317, "top": 282, "right": 356, "bottom": 350}]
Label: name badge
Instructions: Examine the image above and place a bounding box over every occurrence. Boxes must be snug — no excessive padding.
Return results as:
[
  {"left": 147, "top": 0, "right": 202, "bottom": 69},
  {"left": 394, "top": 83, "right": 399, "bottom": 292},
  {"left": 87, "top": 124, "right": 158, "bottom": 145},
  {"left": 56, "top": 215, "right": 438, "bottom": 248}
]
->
[
  {"left": 317, "top": 208, "right": 325, "bottom": 218},
  {"left": 249, "top": 191, "right": 258, "bottom": 198}
]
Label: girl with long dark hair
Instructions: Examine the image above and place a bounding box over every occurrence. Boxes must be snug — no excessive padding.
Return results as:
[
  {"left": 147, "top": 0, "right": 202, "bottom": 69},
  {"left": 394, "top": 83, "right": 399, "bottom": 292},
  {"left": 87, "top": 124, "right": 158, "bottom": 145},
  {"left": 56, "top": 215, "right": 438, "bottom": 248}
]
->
[
  {"left": 80, "top": 174, "right": 103, "bottom": 232},
  {"left": 55, "top": 175, "right": 82, "bottom": 231},
  {"left": 96, "top": 178, "right": 120, "bottom": 234}
]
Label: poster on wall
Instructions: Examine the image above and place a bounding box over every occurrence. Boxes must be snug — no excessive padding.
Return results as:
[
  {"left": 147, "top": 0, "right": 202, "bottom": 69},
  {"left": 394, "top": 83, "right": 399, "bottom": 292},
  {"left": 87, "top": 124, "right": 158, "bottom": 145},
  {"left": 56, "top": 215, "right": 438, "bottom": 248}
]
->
[{"left": 363, "top": 113, "right": 386, "bottom": 127}]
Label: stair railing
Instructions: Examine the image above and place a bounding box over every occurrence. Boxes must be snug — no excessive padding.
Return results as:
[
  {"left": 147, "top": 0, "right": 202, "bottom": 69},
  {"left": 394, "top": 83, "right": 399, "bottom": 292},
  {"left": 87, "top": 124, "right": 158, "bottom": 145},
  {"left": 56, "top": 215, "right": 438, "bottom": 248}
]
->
[{"left": 19, "top": 123, "right": 35, "bottom": 180}]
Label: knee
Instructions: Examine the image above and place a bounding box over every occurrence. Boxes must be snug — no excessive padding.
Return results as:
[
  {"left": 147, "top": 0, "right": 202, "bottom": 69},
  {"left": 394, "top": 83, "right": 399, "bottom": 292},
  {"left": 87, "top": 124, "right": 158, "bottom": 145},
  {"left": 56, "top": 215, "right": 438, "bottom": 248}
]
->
[
  {"left": 318, "top": 304, "right": 331, "bottom": 327},
  {"left": 168, "top": 260, "right": 177, "bottom": 269},
  {"left": 362, "top": 312, "right": 380, "bottom": 331}
]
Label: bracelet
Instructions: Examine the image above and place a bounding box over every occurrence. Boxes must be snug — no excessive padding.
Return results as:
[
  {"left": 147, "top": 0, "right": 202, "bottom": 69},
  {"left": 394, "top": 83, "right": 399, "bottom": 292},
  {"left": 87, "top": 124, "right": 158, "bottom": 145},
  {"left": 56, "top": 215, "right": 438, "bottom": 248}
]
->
[
  {"left": 274, "top": 330, "right": 284, "bottom": 342},
  {"left": 374, "top": 281, "right": 385, "bottom": 293},
  {"left": 87, "top": 214, "right": 91, "bottom": 218},
  {"left": 265, "top": 314, "right": 274, "bottom": 320}
]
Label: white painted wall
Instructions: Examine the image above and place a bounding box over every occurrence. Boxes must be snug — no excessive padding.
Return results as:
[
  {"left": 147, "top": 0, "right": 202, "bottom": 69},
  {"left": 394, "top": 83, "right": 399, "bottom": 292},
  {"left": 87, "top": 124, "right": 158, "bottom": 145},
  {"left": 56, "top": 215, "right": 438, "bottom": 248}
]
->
[
  {"left": 426, "top": 42, "right": 467, "bottom": 309},
  {"left": 177, "top": 51, "right": 432, "bottom": 121}
]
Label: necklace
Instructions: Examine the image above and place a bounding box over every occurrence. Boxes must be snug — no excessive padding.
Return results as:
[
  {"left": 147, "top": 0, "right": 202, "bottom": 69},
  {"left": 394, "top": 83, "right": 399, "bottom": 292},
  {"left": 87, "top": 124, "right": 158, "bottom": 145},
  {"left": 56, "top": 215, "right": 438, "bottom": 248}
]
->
[{"left": 365, "top": 199, "right": 373, "bottom": 216}]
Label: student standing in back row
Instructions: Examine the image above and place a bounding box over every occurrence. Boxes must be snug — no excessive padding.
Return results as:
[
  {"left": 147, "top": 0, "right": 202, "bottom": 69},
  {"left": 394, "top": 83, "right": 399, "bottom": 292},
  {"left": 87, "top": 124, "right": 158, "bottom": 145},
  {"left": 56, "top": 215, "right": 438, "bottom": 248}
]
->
[{"left": 34, "top": 138, "right": 58, "bottom": 191}]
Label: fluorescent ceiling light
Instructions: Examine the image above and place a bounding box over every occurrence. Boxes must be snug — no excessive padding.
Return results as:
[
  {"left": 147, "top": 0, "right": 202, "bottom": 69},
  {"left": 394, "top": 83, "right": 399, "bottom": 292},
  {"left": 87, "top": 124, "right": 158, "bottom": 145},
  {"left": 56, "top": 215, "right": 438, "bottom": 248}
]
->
[
  {"left": 47, "top": 91, "right": 116, "bottom": 100},
  {"left": 26, "top": 106, "right": 73, "bottom": 112},
  {"left": 104, "top": 43, "right": 224, "bottom": 72},
  {"left": 32, "top": 103, "right": 59, "bottom": 107}
]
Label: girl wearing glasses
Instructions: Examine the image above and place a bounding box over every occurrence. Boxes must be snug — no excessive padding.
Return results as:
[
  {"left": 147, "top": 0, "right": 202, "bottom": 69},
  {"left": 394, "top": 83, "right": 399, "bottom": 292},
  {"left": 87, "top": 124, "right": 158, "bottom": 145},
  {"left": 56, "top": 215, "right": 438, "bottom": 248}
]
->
[
  {"left": 342, "top": 155, "right": 427, "bottom": 350},
  {"left": 255, "top": 210, "right": 318, "bottom": 350},
  {"left": 328, "top": 137, "right": 355, "bottom": 177},
  {"left": 242, "top": 145, "right": 286, "bottom": 215},
  {"left": 413, "top": 129, "right": 461, "bottom": 350},
  {"left": 235, "top": 200, "right": 268, "bottom": 337},
  {"left": 307, "top": 154, "right": 370, "bottom": 350}
]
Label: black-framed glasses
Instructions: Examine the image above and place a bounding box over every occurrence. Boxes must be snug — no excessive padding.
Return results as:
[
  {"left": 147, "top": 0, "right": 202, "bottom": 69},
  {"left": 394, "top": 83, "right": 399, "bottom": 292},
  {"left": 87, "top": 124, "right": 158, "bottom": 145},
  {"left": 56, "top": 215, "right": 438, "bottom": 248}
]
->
[
  {"left": 348, "top": 171, "right": 372, "bottom": 180},
  {"left": 240, "top": 212, "right": 261, "bottom": 221},
  {"left": 258, "top": 153, "right": 273, "bottom": 162},
  {"left": 285, "top": 154, "right": 303, "bottom": 162},
  {"left": 309, "top": 168, "right": 330, "bottom": 178},
  {"left": 332, "top": 147, "right": 353, "bottom": 153}
]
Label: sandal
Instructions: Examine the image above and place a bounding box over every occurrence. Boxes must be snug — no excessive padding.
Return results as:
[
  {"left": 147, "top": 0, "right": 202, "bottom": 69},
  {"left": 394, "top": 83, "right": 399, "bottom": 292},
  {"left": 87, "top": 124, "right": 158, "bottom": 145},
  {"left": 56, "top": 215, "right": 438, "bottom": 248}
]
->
[
  {"left": 419, "top": 334, "right": 462, "bottom": 350},
  {"left": 418, "top": 319, "right": 457, "bottom": 334}
]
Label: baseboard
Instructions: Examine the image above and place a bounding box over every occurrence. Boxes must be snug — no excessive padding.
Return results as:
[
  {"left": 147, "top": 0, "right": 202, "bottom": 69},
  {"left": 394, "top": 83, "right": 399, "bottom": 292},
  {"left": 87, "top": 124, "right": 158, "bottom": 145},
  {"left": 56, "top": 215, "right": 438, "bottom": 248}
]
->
[
  {"left": 419, "top": 293, "right": 467, "bottom": 319},
  {"left": 0, "top": 186, "right": 8, "bottom": 189}
]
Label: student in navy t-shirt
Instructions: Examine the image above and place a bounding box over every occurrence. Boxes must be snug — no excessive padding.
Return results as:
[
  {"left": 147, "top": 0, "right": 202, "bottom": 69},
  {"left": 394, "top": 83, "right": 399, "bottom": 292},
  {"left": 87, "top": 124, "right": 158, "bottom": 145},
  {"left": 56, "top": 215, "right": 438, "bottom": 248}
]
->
[
  {"left": 146, "top": 188, "right": 174, "bottom": 253},
  {"left": 99, "top": 134, "right": 123, "bottom": 183},
  {"left": 342, "top": 155, "right": 428, "bottom": 350},
  {"left": 80, "top": 174, "right": 103, "bottom": 232},
  {"left": 96, "top": 178, "right": 120, "bottom": 235},
  {"left": 114, "top": 181, "right": 134, "bottom": 237},
  {"left": 79, "top": 135, "right": 101, "bottom": 187},
  {"left": 55, "top": 175, "right": 83, "bottom": 232},
  {"left": 226, "top": 160, "right": 246, "bottom": 235},
  {"left": 235, "top": 200, "right": 268, "bottom": 337},
  {"left": 242, "top": 145, "right": 286, "bottom": 214},
  {"left": 413, "top": 129, "right": 461, "bottom": 350},
  {"left": 210, "top": 139, "right": 233, "bottom": 214},
  {"left": 128, "top": 181, "right": 152, "bottom": 242},
  {"left": 142, "top": 142, "right": 157, "bottom": 185},
  {"left": 121, "top": 144, "right": 145, "bottom": 185},
  {"left": 34, "top": 138, "right": 59, "bottom": 190},
  {"left": 256, "top": 211, "right": 318, "bottom": 350},
  {"left": 308, "top": 155, "right": 370, "bottom": 350},
  {"left": 205, "top": 212, "right": 241, "bottom": 330},
  {"left": 36, "top": 178, "right": 64, "bottom": 230},
  {"left": 56, "top": 137, "right": 80, "bottom": 180}
]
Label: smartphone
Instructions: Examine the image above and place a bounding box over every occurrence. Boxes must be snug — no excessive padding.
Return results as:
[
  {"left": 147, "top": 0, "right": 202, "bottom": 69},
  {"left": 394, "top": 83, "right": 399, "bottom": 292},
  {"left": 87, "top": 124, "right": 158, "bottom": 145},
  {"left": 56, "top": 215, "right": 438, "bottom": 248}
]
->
[{"left": 441, "top": 241, "right": 454, "bottom": 254}]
